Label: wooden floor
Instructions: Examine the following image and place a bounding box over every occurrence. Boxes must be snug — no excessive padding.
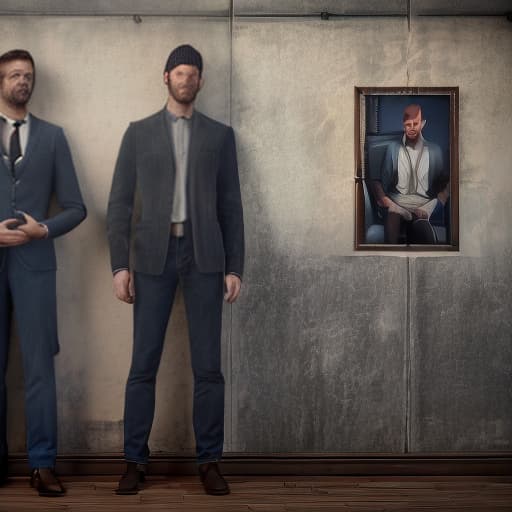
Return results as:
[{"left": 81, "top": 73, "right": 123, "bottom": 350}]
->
[{"left": 0, "top": 475, "right": 511, "bottom": 511}]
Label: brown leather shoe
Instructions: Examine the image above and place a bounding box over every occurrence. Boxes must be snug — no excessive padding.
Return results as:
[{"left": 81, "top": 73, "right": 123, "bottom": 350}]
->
[
  {"left": 116, "top": 462, "right": 145, "bottom": 495},
  {"left": 30, "top": 468, "right": 65, "bottom": 497},
  {"left": 199, "top": 462, "right": 230, "bottom": 495}
]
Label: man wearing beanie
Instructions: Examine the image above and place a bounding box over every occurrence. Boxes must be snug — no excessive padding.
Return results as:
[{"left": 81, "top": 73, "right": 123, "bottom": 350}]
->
[{"left": 107, "top": 44, "right": 244, "bottom": 496}]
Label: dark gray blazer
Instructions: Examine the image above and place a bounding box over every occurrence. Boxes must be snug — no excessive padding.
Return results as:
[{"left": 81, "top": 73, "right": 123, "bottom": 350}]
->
[
  {"left": 107, "top": 108, "right": 244, "bottom": 277},
  {"left": 0, "top": 115, "right": 86, "bottom": 271}
]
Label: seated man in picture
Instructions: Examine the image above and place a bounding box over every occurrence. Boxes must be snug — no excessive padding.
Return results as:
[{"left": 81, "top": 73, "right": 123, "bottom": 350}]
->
[{"left": 370, "top": 104, "right": 450, "bottom": 244}]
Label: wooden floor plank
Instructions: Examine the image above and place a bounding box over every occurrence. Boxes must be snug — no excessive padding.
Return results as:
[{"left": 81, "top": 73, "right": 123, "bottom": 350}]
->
[
  {"left": 0, "top": 475, "right": 510, "bottom": 511},
  {"left": 248, "top": 506, "right": 287, "bottom": 512}
]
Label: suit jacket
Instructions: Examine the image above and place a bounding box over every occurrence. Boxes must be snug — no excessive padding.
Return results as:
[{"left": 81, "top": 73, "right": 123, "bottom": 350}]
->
[
  {"left": 377, "top": 138, "right": 446, "bottom": 199},
  {"left": 0, "top": 115, "right": 86, "bottom": 271},
  {"left": 107, "top": 108, "right": 244, "bottom": 277}
]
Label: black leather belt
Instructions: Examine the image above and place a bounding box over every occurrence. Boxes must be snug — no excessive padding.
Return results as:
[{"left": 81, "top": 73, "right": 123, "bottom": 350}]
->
[{"left": 170, "top": 222, "right": 185, "bottom": 237}]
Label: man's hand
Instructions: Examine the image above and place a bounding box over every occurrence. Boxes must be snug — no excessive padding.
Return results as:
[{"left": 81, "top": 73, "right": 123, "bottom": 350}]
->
[
  {"left": 412, "top": 207, "right": 429, "bottom": 219},
  {"left": 385, "top": 199, "right": 413, "bottom": 221},
  {"left": 0, "top": 219, "right": 30, "bottom": 246},
  {"left": 113, "top": 270, "right": 135, "bottom": 304},
  {"left": 437, "top": 188, "right": 449, "bottom": 205},
  {"left": 17, "top": 212, "right": 48, "bottom": 239},
  {"left": 224, "top": 274, "right": 241, "bottom": 304}
]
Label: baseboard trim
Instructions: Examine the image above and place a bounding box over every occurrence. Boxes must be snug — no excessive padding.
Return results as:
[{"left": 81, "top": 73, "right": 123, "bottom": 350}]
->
[{"left": 7, "top": 452, "right": 512, "bottom": 476}]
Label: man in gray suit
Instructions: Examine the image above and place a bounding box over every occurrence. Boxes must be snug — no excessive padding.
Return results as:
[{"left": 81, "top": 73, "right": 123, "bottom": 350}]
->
[
  {"left": 108, "top": 45, "right": 244, "bottom": 496},
  {"left": 0, "top": 49, "right": 86, "bottom": 495}
]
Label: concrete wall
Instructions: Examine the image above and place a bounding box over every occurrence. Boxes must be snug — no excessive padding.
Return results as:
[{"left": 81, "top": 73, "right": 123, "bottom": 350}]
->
[{"left": 2, "top": 9, "right": 511, "bottom": 457}]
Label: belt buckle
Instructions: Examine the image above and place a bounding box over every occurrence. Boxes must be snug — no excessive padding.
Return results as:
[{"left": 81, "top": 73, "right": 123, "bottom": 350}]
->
[{"left": 171, "top": 222, "right": 184, "bottom": 237}]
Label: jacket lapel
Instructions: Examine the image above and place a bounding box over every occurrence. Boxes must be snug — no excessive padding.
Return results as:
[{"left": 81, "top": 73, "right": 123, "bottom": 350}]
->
[
  {"left": 15, "top": 114, "right": 42, "bottom": 178},
  {"left": 159, "top": 108, "right": 175, "bottom": 164},
  {"left": 187, "top": 111, "right": 204, "bottom": 182},
  {"left": 0, "top": 154, "right": 9, "bottom": 178},
  {"left": 155, "top": 108, "right": 176, "bottom": 179}
]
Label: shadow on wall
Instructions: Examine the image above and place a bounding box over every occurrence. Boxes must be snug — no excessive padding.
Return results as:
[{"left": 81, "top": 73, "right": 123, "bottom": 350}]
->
[{"left": 229, "top": 143, "right": 407, "bottom": 453}]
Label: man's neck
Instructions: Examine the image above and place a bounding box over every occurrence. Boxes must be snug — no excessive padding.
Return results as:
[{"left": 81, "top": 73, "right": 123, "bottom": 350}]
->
[
  {"left": 405, "top": 135, "right": 422, "bottom": 149},
  {"left": 0, "top": 101, "right": 28, "bottom": 121},
  {"left": 166, "top": 96, "right": 194, "bottom": 119}
]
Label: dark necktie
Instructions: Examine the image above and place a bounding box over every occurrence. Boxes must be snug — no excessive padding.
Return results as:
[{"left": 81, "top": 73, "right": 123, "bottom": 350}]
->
[{"left": 10, "top": 120, "right": 24, "bottom": 166}]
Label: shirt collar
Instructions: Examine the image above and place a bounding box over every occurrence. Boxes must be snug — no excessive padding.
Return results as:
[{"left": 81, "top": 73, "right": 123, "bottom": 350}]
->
[
  {"left": 0, "top": 111, "right": 30, "bottom": 125},
  {"left": 165, "top": 108, "right": 194, "bottom": 122}
]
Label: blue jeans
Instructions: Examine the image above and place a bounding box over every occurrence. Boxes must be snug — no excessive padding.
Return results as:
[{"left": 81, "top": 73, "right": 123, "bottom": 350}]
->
[
  {"left": 0, "top": 250, "right": 58, "bottom": 469},
  {"left": 123, "top": 233, "right": 225, "bottom": 464}
]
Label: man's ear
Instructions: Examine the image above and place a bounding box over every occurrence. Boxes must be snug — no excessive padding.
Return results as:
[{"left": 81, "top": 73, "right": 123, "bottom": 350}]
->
[
  {"left": 199, "top": 76, "right": 204, "bottom": 91},
  {"left": 421, "top": 119, "right": 427, "bottom": 129},
  {"left": 163, "top": 71, "right": 169, "bottom": 85}
]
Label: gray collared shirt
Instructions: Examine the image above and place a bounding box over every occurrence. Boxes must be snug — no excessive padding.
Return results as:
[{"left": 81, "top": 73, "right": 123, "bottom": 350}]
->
[{"left": 165, "top": 109, "right": 192, "bottom": 223}]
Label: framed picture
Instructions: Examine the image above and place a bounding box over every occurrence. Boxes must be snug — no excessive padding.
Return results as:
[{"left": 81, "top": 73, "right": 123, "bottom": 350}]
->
[{"left": 354, "top": 87, "right": 459, "bottom": 250}]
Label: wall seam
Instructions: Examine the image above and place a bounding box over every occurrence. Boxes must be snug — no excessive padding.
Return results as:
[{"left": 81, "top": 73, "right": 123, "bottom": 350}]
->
[
  {"left": 406, "top": 0, "right": 412, "bottom": 86},
  {"left": 404, "top": 257, "right": 413, "bottom": 453},
  {"left": 404, "top": 5, "right": 413, "bottom": 453},
  {"left": 229, "top": 0, "right": 234, "bottom": 125},
  {"left": 228, "top": 0, "right": 235, "bottom": 452}
]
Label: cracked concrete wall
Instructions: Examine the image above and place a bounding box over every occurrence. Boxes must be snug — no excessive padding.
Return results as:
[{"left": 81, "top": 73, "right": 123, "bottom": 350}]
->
[
  {"left": 231, "top": 16, "right": 512, "bottom": 453},
  {"left": 2, "top": 12, "right": 511, "bottom": 457},
  {"left": 405, "top": 17, "right": 512, "bottom": 451}
]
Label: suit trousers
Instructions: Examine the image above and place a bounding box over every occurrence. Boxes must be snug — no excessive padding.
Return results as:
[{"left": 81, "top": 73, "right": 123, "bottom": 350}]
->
[
  {"left": 0, "top": 249, "right": 58, "bottom": 469},
  {"left": 123, "top": 232, "right": 225, "bottom": 464}
]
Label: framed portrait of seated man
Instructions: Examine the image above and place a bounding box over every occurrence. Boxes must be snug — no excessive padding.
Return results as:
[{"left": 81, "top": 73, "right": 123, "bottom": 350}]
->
[{"left": 354, "top": 87, "right": 459, "bottom": 250}]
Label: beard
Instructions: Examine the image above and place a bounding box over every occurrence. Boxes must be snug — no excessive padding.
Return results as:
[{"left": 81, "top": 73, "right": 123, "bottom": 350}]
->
[
  {"left": 167, "top": 80, "right": 199, "bottom": 105},
  {"left": 3, "top": 85, "right": 32, "bottom": 107},
  {"left": 405, "top": 132, "right": 420, "bottom": 146}
]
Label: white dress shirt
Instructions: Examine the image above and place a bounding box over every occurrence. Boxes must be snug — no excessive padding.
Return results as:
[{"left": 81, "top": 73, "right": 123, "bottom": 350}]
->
[{"left": 1, "top": 112, "right": 30, "bottom": 163}]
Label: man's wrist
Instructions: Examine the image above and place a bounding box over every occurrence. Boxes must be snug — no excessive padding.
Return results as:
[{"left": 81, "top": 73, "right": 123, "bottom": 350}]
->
[{"left": 38, "top": 223, "right": 49, "bottom": 239}]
